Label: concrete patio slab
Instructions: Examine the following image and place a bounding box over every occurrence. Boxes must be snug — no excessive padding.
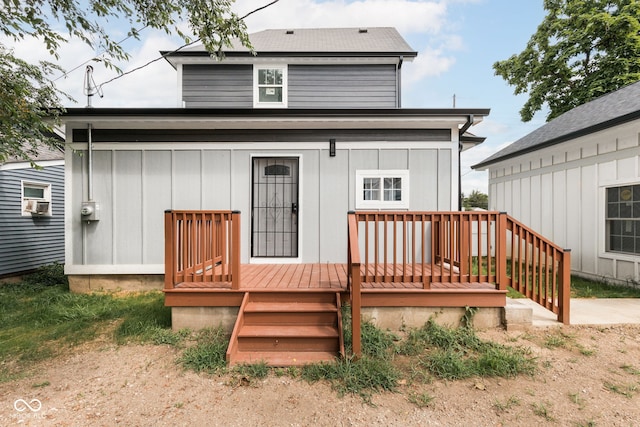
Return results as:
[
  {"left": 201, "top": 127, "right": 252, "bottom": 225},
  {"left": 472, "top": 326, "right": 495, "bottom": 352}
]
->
[{"left": 512, "top": 298, "right": 640, "bottom": 327}]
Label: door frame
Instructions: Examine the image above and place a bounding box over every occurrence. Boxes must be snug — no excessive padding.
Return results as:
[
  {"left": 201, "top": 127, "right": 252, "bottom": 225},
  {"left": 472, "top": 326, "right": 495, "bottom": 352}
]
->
[{"left": 249, "top": 153, "right": 303, "bottom": 264}]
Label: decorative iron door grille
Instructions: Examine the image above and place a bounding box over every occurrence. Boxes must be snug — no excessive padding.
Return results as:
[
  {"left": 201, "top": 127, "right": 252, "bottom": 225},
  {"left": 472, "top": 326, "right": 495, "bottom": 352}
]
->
[{"left": 251, "top": 157, "right": 299, "bottom": 257}]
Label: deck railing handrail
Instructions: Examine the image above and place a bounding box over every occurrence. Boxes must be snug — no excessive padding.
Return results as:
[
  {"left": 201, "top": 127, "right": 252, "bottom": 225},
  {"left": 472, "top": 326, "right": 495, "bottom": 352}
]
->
[
  {"left": 347, "top": 211, "right": 362, "bottom": 358},
  {"left": 346, "top": 211, "right": 571, "bottom": 352},
  {"left": 164, "top": 210, "right": 241, "bottom": 290}
]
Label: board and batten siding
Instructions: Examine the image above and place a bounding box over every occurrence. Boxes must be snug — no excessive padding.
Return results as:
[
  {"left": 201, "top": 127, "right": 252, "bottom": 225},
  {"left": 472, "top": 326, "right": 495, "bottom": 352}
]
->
[
  {"left": 67, "top": 133, "right": 454, "bottom": 272},
  {"left": 0, "top": 165, "right": 64, "bottom": 276},
  {"left": 181, "top": 64, "right": 398, "bottom": 108},
  {"left": 486, "top": 119, "right": 640, "bottom": 284}
]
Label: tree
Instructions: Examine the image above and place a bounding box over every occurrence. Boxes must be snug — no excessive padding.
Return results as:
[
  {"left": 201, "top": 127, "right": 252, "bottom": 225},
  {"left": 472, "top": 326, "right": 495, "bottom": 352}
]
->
[
  {"left": 1, "top": 0, "right": 269, "bottom": 164},
  {"left": 494, "top": 0, "right": 640, "bottom": 122},
  {"left": 463, "top": 190, "right": 488, "bottom": 210}
]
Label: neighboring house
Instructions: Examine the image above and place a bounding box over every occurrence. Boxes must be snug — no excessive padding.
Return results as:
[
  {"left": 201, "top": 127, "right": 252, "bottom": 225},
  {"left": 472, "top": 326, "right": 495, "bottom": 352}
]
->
[
  {"left": 60, "top": 27, "right": 489, "bottom": 291},
  {"left": 0, "top": 142, "right": 65, "bottom": 278},
  {"left": 473, "top": 81, "right": 640, "bottom": 285}
]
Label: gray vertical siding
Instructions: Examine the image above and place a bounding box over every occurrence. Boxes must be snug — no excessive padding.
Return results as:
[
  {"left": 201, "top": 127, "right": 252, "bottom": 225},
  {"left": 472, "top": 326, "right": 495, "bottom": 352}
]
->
[
  {"left": 69, "top": 137, "right": 454, "bottom": 267},
  {"left": 0, "top": 165, "right": 64, "bottom": 276},
  {"left": 181, "top": 64, "right": 398, "bottom": 108}
]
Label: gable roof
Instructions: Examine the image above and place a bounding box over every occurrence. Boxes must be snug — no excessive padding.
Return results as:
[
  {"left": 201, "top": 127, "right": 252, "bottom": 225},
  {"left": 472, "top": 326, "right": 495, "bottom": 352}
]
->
[
  {"left": 473, "top": 80, "right": 640, "bottom": 169},
  {"left": 165, "top": 27, "right": 417, "bottom": 59},
  {"left": 2, "top": 135, "right": 64, "bottom": 166}
]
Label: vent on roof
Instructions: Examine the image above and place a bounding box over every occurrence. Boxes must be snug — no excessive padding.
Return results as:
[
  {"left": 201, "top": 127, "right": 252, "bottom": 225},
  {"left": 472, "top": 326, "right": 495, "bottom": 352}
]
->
[
  {"left": 359, "top": 28, "right": 368, "bottom": 33},
  {"left": 286, "top": 30, "right": 294, "bottom": 35}
]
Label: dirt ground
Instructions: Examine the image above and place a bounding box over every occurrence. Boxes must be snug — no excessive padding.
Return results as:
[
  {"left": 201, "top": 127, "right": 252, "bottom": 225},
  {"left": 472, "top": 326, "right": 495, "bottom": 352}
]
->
[{"left": 1, "top": 324, "right": 640, "bottom": 427}]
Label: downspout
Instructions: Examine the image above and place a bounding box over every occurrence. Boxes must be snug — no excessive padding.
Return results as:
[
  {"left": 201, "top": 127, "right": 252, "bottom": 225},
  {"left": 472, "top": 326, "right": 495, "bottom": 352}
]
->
[
  {"left": 458, "top": 115, "right": 474, "bottom": 211},
  {"left": 397, "top": 56, "right": 403, "bottom": 108},
  {"left": 87, "top": 123, "right": 93, "bottom": 201}
]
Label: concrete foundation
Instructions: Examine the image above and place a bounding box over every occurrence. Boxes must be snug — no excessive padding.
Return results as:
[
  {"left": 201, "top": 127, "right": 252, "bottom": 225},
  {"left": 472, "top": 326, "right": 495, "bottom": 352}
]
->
[
  {"left": 502, "top": 299, "right": 533, "bottom": 331},
  {"left": 68, "top": 275, "right": 164, "bottom": 293},
  {"left": 362, "top": 307, "right": 503, "bottom": 331},
  {"left": 172, "top": 307, "right": 240, "bottom": 332}
]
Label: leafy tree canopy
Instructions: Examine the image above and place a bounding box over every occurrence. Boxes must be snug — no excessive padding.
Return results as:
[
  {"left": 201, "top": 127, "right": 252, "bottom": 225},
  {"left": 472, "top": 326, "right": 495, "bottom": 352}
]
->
[
  {"left": 0, "top": 0, "right": 258, "bottom": 164},
  {"left": 494, "top": 0, "right": 640, "bottom": 122},
  {"left": 462, "top": 190, "right": 488, "bottom": 210}
]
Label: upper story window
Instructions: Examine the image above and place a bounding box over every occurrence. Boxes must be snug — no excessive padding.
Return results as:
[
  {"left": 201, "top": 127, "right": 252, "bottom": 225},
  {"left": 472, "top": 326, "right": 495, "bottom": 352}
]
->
[
  {"left": 21, "top": 180, "right": 52, "bottom": 217},
  {"left": 356, "top": 170, "right": 409, "bottom": 209},
  {"left": 254, "top": 65, "right": 287, "bottom": 108},
  {"left": 606, "top": 184, "right": 640, "bottom": 255}
]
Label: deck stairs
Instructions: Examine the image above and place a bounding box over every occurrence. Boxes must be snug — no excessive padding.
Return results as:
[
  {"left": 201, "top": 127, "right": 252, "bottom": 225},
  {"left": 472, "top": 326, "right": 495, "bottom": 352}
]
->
[{"left": 226, "top": 291, "right": 344, "bottom": 366}]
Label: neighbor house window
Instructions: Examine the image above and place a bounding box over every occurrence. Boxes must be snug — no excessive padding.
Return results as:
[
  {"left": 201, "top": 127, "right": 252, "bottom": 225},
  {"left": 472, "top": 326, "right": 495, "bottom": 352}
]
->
[
  {"left": 356, "top": 170, "right": 409, "bottom": 209},
  {"left": 21, "top": 181, "right": 52, "bottom": 217},
  {"left": 606, "top": 184, "right": 640, "bottom": 255},
  {"left": 254, "top": 65, "right": 287, "bottom": 107}
]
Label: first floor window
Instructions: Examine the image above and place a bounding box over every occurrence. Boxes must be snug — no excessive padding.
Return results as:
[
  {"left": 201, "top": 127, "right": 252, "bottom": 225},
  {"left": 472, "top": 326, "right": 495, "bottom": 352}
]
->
[
  {"left": 356, "top": 170, "right": 409, "bottom": 209},
  {"left": 606, "top": 184, "right": 640, "bottom": 255},
  {"left": 22, "top": 181, "right": 52, "bottom": 217},
  {"left": 254, "top": 65, "right": 287, "bottom": 107}
]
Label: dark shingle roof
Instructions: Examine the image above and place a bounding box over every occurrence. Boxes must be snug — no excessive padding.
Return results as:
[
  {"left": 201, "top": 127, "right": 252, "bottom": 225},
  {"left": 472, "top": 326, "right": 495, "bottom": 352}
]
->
[
  {"left": 473, "top": 80, "right": 640, "bottom": 169},
  {"left": 171, "top": 27, "right": 417, "bottom": 57}
]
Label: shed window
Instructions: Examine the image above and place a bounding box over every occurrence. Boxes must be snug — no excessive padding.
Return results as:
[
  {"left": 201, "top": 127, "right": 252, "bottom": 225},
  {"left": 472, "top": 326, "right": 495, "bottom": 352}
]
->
[
  {"left": 356, "top": 170, "right": 409, "bottom": 209},
  {"left": 22, "top": 181, "right": 52, "bottom": 217},
  {"left": 606, "top": 184, "right": 640, "bottom": 255},
  {"left": 254, "top": 65, "right": 287, "bottom": 107}
]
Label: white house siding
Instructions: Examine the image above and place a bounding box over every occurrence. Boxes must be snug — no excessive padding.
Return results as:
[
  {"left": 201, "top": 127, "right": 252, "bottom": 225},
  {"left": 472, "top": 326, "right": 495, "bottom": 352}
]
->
[
  {"left": 487, "top": 120, "right": 640, "bottom": 284},
  {"left": 66, "top": 141, "right": 455, "bottom": 273}
]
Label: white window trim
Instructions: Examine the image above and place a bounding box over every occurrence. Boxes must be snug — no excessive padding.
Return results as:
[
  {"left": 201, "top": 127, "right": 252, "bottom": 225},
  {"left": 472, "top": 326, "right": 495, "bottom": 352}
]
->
[
  {"left": 355, "top": 170, "right": 410, "bottom": 210},
  {"left": 601, "top": 181, "right": 640, "bottom": 258},
  {"left": 253, "top": 64, "right": 288, "bottom": 108},
  {"left": 21, "top": 180, "right": 52, "bottom": 217}
]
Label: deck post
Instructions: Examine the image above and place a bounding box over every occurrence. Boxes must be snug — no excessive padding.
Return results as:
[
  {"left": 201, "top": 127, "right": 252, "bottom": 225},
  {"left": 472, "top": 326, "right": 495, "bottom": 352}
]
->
[
  {"left": 496, "top": 212, "right": 508, "bottom": 291},
  {"left": 558, "top": 249, "right": 571, "bottom": 325},
  {"left": 347, "top": 211, "right": 362, "bottom": 359},
  {"left": 164, "top": 210, "right": 175, "bottom": 290},
  {"left": 231, "top": 211, "right": 241, "bottom": 290}
]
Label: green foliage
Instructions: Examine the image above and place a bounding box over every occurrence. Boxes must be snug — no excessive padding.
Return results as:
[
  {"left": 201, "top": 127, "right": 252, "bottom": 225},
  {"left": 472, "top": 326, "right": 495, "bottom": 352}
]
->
[
  {"left": 408, "top": 391, "right": 434, "bottom": 408},
  {"left": 1, "top": 0, "right": 261, "bottom": 162},
  {"left": 494, "top": 0, "right": 640, "bottom": 122},
  {"left": 0, "top": 280, "right": 170, "bottom": 380},
  {"left": 571, "top": 276, "right": 640, "bottom": 298},
  {"left": 22, "top": 262, "right": 68, "bottom": 288},
  {"left": 178, "top": 327, "right": 229, "bottom": 374},
  {"left": 462, "top": 190, "right": 489, "bottom": 210},
  {"left": 232, "top": 361, "right": 270, "bottom": 380}
]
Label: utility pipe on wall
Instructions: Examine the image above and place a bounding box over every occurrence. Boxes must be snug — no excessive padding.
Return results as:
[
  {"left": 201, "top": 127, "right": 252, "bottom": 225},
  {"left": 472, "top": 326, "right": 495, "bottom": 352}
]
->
[{"left": 87, "top": 123, "right": 94, "bottom": 201}]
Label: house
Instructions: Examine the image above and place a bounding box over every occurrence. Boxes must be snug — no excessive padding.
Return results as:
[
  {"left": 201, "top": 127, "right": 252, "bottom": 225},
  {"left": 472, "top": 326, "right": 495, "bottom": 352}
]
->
[
  {"left": 473, "top": 81, "right": 640, "bottom": 286},
  {"left": 0, "top": 142, "right": 65, "bottom": 279},
  {"left": 60, "top": 28, "right": 569, "bottom": 364}
]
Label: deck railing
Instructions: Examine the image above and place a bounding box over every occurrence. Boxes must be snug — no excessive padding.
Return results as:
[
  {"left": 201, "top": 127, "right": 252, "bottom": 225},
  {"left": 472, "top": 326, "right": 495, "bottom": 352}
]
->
[
  {"left": 164, "top": 210, "right": 241, "bottom": 290},
  {"left": 347, "top": 211, "right": 571, "bottom": 357}
]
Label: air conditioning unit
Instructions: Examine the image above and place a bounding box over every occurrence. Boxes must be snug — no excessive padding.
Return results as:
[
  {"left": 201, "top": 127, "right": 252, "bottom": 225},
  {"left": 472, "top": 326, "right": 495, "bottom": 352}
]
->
[{"left": 24, "top": 200, "right": 49, "bottom": 215}]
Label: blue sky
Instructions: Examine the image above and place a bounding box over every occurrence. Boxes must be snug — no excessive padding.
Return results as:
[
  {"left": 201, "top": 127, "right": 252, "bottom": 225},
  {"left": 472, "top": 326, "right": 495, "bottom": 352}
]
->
[{"left": 9, "top": 0, "right": 551, "bottom": 194}]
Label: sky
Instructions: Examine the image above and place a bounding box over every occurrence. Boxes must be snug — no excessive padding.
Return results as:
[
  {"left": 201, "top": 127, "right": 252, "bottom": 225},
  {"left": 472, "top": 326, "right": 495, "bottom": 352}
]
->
[{"left": 8, "top": 0, "right": 551, "bottom": 194}]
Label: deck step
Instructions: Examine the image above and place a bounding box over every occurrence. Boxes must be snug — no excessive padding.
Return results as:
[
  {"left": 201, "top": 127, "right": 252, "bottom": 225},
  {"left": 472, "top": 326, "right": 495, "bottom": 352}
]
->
[
  {"left": 231, "top": 351, "right": 339, "bottom": 367},
  {"left": 227, "top": 291, "right": 343, "bottom": 366}
]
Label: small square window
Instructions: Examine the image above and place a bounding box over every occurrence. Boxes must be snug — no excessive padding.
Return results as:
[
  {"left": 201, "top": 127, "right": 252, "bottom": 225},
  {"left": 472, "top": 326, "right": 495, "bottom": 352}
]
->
[
  {"left": 254, "top": 65, "right": 287, "bottom": 108},
  {"left": 22, "top": 181, "right": 52, "bottom": 217},
  {"left": 356, "top": 170, "right": 409, "bottom": 209}
]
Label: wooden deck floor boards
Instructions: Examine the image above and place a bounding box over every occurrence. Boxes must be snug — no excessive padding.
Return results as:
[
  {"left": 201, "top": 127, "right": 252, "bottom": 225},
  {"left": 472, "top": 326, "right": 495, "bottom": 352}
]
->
[{"left": 172, "top": 263, "right": 496, "bottom": 291}]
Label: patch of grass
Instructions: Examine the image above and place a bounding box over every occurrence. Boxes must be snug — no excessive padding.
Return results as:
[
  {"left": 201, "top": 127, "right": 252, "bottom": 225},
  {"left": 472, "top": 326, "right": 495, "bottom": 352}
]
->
[
  {"left": 0, "top": 265, "right": 171, "bottom": 380},
  {"left": 493, "top": 395, "right": 520, "bottom": 413},
  {"left": 178, "top": 327, "right": 229, "bottom": 374},
  {"left": 620, "top": 364, "right": 640, "bottom": 375},
  {"left": 301, "top": 355, "right": 400, "bottom": 403},
  {"left": 571, "top": 276, "right": 640, "bottom": 298},
  {"left": 568, "top": 391, "right": 586, "bottom": 409},
  {"left": 532, "top": 402, "right": 555, "bottom": 422},
  {"left": 603, "top": 381, "right": 637, "bottom": 398},
  {"left": 398, "top": 319, "right": 536, "bottom": 381},
  {"left": 233, "top": 361, "right": 269, "bottom": 380},
  {"left": 575, "top": 420, "right": 596, "bottom": 427},
  {"left": 32, "top": 381, "right": 50, "bottom": 388},
  {"left": 408, "top": 391, "right": 434, "bottom": 408}
]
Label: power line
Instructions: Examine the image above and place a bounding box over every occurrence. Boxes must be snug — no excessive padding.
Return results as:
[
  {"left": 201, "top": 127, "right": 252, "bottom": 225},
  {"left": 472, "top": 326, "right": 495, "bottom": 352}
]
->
[{"left": 97, "top": 0, "right": 281, "bottom": 91}]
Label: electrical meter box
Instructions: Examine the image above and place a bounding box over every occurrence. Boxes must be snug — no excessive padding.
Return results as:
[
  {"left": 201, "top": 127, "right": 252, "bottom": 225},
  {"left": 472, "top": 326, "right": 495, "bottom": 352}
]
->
[{"left": 81, "top": 201, "right": 100, "bottom": 221}]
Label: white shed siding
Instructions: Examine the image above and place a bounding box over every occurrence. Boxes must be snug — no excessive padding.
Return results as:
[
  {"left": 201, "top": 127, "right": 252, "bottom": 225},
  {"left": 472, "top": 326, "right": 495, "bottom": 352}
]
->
[
  {"left": 486, "top": 119, "right": 640, "bottom": 284},
  {"left": 67, "top": 142, "right": 456, "bottom": 272}
]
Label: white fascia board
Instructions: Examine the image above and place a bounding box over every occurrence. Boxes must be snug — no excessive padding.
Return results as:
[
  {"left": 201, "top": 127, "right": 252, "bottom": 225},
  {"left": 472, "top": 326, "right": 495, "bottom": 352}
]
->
[
  {"left": 65, "top": 264, "right": 165, "bottom": 275},
  {"left": 168, "top": 56, "right": 403, "bottom": 66},
  {"left": 63, "top": 115, "right": 470, "bottom": 131},
  {"left": 0, "top": 159, "right": 64, "bottom": 170}
]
